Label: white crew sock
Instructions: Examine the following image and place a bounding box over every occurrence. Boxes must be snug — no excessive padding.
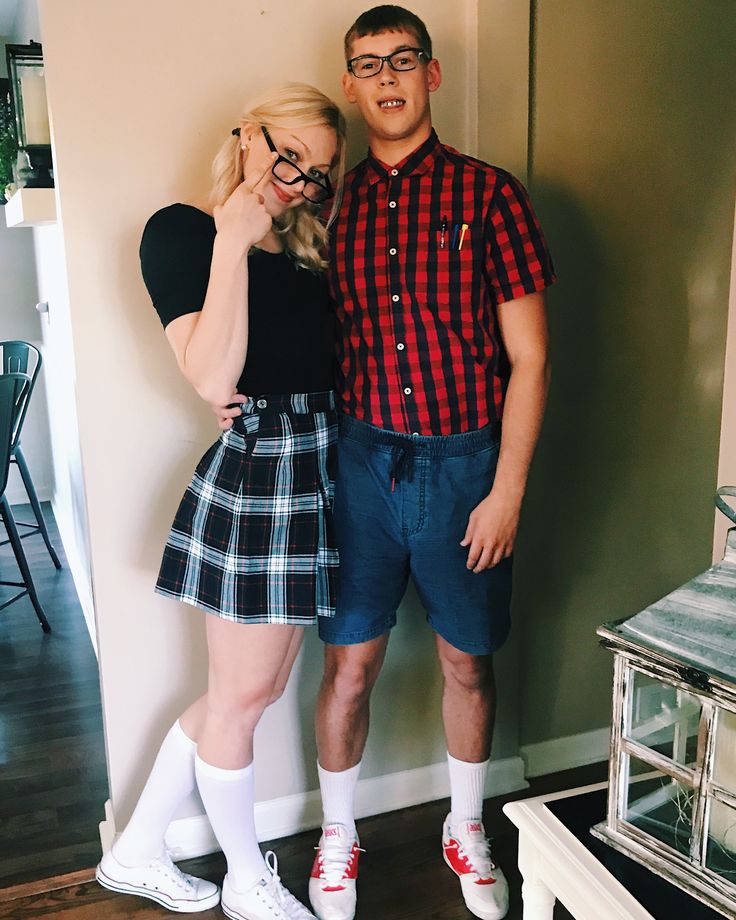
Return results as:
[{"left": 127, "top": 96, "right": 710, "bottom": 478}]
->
[
  {"left": 317, "top": 761, "right": 361, "bottom": 839},
  {"left": 113, "top": 720, "right": 197, "bottom": 867},
  {"left": 448, "top": 752, "right": 489, "bottom": 825},
  {"left": 195, "top": 755, "right": 266, "bottom": 893}
]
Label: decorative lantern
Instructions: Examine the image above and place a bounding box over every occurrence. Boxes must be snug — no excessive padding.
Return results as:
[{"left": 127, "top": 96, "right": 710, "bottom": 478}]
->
[
  {"left": 5, "top": 41, "right": 53, "bottom": 188},
  {"left": 592, "top": 487, "right": 736, "bottom": 917}
]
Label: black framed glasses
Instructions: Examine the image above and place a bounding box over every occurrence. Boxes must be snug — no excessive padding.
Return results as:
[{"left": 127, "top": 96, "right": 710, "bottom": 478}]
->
[
  {"left": 261, "top": 126, "right": 333, "bottom": 204},
  {"left": 347, "top": 47, "right": 428, "bottom": 78}
]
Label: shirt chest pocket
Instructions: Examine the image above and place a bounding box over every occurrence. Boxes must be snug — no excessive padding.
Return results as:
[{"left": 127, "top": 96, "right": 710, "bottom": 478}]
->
[{"left": 413, "top": 222, "right": 480, "bottom": 306}]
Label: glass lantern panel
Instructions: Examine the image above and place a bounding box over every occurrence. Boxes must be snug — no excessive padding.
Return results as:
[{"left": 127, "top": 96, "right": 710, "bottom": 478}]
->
[
  {"left": 14, "top": 61, "right": 50, "bottom": 147},
  {"left": 627, "top": 669, "right": 700, "bottom": 768},
  {"left": 713, "top": 709, "right": 736, "bottom": 793},
  {"left": 624, "top": 756, "right": 694, "bottom": 857},
  {"left": 705, "top": 799, "right": 736, "bottom": 884}
]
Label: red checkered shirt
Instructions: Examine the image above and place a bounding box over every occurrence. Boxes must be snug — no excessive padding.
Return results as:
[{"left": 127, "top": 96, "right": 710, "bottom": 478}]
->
[{"left": 328, "top": 130, "right": 556, "bottom": 435}]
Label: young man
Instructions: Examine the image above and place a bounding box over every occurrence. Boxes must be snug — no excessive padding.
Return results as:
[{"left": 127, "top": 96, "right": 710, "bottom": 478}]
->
[{"left": 308, "top": 7, "right": 555, "bottom": 920}]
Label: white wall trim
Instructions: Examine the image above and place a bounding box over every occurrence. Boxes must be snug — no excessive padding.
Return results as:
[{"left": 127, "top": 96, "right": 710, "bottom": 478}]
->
[
  {"left": 99, "top": 755, "right": 527, "bottom": 858},
  {"left": 51, "top": 493, "right": 97, "bottom": 653},
  {"left": 520, "top": 727, "right": 611, "bottom": 778}
]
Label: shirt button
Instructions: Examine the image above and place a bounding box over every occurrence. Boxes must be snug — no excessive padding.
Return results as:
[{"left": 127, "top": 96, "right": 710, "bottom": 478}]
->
[
  {"left": 412, "top": 432, "right": 420, "bottom": 436},
  {"left": 389, "top": 200, "right": 397, "bottom": 208},
  {"left": 392, "top": 294, "right": 400, "bottom": 302},
  {"left": 390, "top": 168, "right": 399, "bottom": 176},
  {"left": 397, "top": 342, "right": 405, "bottom": 351},
  {"left": 404, "top": 387, "right": 412, "bottom": 395},
  {"left": 256, "top": 398, "right": 267, "bottom": 409},
  {"left": 389, "top": 247, "right": 397, "bottom": 255}
]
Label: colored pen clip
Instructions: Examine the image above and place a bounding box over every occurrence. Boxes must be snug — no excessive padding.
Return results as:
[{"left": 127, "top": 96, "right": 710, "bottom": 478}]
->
[
  {"left": 458, "top": 223, "right": 469, "bottom": 251},
  {"left": 439, "top": 215, "right": 448, "bottom": 249}
]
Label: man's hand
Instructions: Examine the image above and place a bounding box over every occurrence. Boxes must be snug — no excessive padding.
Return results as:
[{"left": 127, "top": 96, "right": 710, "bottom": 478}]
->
[
  {"left": 460, "top": 489, "right": 521, "bottom": 572},
  {"left": 209, "top": 393, "right": 246, "bottom": 431}
]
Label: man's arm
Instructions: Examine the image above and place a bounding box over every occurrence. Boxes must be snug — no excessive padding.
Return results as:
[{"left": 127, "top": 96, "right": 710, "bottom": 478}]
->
[{"left": 461, "top": 290, "right": 550, "bottom": 572}]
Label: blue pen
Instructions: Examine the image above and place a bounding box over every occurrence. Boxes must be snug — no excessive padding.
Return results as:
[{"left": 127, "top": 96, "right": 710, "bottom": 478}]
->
[{"left": 451, "top": 223, "right": 460, "bottom": 250}]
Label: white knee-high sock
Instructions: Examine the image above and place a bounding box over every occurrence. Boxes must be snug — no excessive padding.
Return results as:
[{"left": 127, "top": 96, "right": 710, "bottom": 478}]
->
[
  {"left": 318, "top": 761, "right": 361, "bottom": 839},
  {"left": 113, "top": 720, "right": 197, "bottom": 866},
  {"left": 448, "top": 752, "right": 489, "bottom": 825},
  {"left": 195, "top": 755, "right": 266, "bottom": 893}
]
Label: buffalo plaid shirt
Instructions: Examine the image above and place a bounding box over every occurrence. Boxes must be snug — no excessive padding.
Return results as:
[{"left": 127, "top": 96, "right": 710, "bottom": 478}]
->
[{"left": 328, "top": 130, "right": 556, "bottom": 435}]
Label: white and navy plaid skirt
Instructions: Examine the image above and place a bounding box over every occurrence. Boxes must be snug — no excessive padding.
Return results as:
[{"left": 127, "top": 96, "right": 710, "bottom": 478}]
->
[{"left": 155, "top": 391, "right": 338, "bottom": 625}]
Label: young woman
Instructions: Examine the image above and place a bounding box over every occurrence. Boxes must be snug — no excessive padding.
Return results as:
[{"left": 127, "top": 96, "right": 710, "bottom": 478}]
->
[{"left": 96, "top": 83, "right": 346, "bottom": 920}]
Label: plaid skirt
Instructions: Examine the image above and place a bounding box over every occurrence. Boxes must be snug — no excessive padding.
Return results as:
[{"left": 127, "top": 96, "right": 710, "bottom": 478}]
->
[{"left": 155, "top": 392, "right": 338, "bottom": 625}]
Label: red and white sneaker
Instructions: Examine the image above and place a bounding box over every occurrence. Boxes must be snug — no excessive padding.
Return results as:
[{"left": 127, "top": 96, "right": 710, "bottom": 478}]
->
[
  {"left": 442, "top": 815, "right": 509, "bottom": 920},
  {"left": 308, "top": 823, "right": 361, "bottom": 920}
]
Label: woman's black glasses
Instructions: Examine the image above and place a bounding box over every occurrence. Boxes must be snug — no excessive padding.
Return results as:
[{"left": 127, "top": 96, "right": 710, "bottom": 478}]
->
[{"left": 260, "top": 126, "right": 333, "bottom": 204}]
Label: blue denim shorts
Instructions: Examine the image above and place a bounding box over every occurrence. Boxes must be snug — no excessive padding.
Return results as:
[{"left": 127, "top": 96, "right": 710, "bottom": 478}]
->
[{"left": 318, "top": 415, "right": 512, "bottom": 655}]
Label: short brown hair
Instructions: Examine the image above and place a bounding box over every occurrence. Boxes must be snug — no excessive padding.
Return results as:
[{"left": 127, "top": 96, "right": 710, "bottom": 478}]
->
[{"left": 344, "top": 5, "right": 433, "bottom": 61}]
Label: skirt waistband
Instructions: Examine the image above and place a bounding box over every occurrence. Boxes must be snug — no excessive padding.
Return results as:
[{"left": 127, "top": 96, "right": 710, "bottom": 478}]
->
[
  {"left": 237, "top": 391, "right": 335, "bottom": 416},
  {"left": 338, "top": 414, "right": 501, "bottom": 458}
]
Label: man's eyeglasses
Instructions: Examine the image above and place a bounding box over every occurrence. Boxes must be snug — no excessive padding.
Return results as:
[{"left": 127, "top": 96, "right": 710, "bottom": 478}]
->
[
  {"left": 347, "top": 47, "right": 428, "bottom": 79},
  {"left": 261, "top": 126, "right": 333, "bottom": 205}
]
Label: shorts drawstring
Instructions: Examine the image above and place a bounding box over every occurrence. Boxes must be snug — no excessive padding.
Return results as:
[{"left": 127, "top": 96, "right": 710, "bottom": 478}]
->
[{"left": 390, "top": 443, "right": 415, "bottom": 492}]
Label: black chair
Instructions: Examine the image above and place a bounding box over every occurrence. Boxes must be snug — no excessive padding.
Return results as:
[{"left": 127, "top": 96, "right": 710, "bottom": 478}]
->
[
  {"left": 0, "top": 374, "right": 51, "bottom": 632},
  {"left": 0, "top": 340, "right": 61, "bottom": 569}
]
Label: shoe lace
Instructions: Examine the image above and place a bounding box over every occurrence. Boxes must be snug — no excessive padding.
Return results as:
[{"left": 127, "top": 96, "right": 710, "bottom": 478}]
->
[
  {"left": 457, "top": 834, "right": 495, "bottom": 878},
  {"left": 315, "top": 838, "right": 363, "bottom": 884},
  {"left": 262, "top": 851, "right": 314, "bottom": 919},
  {"left": 153, "top": 852, "right": 195, "bottom": 892}
]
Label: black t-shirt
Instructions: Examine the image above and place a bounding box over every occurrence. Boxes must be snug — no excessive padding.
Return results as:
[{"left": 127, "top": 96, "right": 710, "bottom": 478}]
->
[{"left": 139, "top": 203, "right": 335, "bottom": 395}]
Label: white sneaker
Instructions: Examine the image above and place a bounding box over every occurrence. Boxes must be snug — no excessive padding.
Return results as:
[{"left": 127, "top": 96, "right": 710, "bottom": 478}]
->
[
  {"left": 96, "top": 848, "right": 220, "bottom": 912},
  {"left": 442, "top": 814, "right": 509, "bottom": 920},
  {"left": 222, "top": 851, "right": 316, "bottom": 920},
  {"left": 308, "top": 823, "right": 361, "bottom": 920}
]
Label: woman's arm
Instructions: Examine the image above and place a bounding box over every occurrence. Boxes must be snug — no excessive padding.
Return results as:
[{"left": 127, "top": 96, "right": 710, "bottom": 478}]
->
[{"left": 165, "top": 158, "right": 275, "bottom": 406}]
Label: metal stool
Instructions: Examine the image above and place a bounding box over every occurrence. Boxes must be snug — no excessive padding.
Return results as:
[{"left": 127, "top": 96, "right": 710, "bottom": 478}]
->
[
  {"left": 0, "top": 373, "right": 51, "bottom": 632},
  {"left": 0, "top": 340, "right": 61, "bottom": 569}
]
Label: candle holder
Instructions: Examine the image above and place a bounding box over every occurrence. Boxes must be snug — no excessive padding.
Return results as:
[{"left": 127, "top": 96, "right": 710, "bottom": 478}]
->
[
  {"left": 5, "top": 41, "right": 53, "bottom": 189},
  {"left": 592, "top": 487, "right": 736, "bottom": 917}
]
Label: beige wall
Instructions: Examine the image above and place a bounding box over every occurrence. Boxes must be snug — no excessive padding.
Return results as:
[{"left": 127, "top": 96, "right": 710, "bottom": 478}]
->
[
  {"left": 517, "top": 0, "right": 736, "bottom": 746},
  {"left": 38, "top": 0, "right": 533, "bottom": 835}
]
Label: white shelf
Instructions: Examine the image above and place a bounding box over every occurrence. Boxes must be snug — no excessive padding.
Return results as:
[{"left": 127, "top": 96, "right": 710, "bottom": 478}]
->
[{"left": 4, "top": 187, "right": 57, "bottom": 227}]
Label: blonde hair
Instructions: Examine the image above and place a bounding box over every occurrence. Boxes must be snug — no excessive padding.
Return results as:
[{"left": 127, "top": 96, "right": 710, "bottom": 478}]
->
[{"left": 210, "top": 82, "right": 346, "bottom": 272}]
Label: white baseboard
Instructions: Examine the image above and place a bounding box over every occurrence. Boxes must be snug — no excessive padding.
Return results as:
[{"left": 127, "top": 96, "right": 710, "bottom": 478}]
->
[
  {"left": 100, "top": 755, "right": 527, "bottom": 859},
  {"left": 520, "top": 726, "right": 611, "bottom": 778},
  {"left": 50, "top": 494, "right": 97, "bottom": 654}
]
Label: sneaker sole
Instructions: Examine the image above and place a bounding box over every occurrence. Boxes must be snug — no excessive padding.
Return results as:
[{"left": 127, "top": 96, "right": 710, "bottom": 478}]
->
[
  {"left": 221, "top": 901, "right": 247, "bottom": 920},
  {"left": 96, "top": 865, "right": 221, "bottom": 913},
  {"left": 442, "top": 851, "right": 508, "bottom": 920}
]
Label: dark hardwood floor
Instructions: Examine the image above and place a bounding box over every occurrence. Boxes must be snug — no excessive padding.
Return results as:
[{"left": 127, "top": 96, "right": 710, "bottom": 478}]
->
[{"left": 0, "top": 503, "right": 108, "bottom": 887}]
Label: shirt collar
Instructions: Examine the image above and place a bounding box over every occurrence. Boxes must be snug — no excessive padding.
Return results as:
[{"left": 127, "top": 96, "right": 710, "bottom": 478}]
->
[{"left": 365, "top": 129, "right": 442, "bottom": 185}]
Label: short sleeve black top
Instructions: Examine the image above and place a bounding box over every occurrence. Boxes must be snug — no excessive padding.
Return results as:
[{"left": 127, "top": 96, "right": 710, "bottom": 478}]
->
[{"left": 139, "top": 203, "right": 335, "bottom": 395}]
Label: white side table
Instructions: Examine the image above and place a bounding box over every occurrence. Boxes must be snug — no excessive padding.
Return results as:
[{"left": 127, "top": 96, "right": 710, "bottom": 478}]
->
[{"left": 503, "top": 781, "right": 654, "bottom": 920}]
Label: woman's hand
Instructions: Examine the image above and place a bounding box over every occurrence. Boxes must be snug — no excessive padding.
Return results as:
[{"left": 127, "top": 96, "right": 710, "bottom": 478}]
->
[
  {"left": 213, "top": 154, "right": 276, "bottom": 253},
  {"left": 209, "top": 392, "right": 247, "bottom": 431}
]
